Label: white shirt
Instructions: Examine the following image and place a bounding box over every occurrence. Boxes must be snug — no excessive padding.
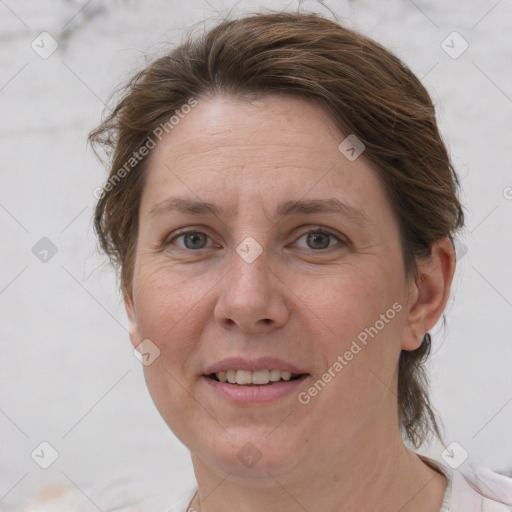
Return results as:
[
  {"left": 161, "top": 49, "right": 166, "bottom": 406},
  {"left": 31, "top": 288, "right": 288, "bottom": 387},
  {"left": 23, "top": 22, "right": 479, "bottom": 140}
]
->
[
  {"left": 164, "top": 456, "right": 512, "bottom": 512},
  {"left": 423, "top": 456, "right": 512, "bottom": 512}
]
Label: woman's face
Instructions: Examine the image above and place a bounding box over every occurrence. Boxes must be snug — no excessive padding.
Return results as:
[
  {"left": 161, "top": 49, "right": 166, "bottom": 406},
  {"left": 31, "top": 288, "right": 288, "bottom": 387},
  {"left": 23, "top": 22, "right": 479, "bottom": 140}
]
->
[{"left": 125, "top": 94, "right": 421, "bottom": 480}]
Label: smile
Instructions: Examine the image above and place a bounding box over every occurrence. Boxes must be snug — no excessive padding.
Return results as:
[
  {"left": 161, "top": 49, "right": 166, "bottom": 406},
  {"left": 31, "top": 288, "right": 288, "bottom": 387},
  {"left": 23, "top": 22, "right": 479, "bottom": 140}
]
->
[
  {"left": 202, "top": 357, "right": 309, "bottom": 403},
  {"left": 209, "top": 369, "right": 303, "bottom": 385}
]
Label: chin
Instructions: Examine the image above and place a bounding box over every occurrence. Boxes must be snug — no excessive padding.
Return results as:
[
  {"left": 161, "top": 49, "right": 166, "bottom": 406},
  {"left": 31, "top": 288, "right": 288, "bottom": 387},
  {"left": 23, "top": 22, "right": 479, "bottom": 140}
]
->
[{"left": 192, "top": 431, "right": 308, "bottom": 484}]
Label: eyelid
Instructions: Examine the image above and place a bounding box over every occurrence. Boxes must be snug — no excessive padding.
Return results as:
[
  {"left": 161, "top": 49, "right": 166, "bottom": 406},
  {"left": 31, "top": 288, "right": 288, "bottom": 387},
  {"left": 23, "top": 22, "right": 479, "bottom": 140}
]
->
[
  {"left": 164, "top": 227, "right": 218, "bottom": 249},
  {"left": 293, "top": 226, "right": 345, "bottom": 250},
  {"left": 163, "top": 225, "right": 347, "bottom": 250}
]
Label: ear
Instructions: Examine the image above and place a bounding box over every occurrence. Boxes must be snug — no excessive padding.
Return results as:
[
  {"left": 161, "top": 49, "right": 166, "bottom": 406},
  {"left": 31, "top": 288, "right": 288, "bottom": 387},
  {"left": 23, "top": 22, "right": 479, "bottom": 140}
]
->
[
  {"left": 402, "top": 237, "right": 456, "bottom": 351},
  {"left": 124, "top": 290, "right": 142, "bottom": 350}
]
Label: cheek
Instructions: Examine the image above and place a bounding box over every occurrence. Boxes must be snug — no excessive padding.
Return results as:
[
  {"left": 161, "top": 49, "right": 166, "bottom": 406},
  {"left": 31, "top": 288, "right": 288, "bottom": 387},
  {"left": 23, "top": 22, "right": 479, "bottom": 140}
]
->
[
  {"left": 132, "top": 261, "right": 210, "bottom": 368},
  {"left": 299, "top": 263, "right": 403, "bottom": 347},
  {"left": 295, "top": 263, "right": 405, "bottom": 407},
  {"left": 132, "top": 262, "right": 215, "bottom": 443}
]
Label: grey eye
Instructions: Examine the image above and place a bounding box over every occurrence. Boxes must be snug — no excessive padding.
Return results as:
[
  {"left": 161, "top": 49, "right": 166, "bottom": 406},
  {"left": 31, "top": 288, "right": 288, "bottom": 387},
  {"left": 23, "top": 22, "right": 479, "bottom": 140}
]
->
[
  {"left": 295, "top": 230, "right": 341, "bottom": 250},
  {"left": 175, "top": 231, "right": 209, "bottom": 250},
  {"left": 306, "top": 232, "right": 331, "bottom": 250}
]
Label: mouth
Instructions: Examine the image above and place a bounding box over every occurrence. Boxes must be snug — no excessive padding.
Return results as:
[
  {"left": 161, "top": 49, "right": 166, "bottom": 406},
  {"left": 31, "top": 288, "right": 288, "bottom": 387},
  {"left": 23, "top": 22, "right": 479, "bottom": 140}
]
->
[
  {"left": 207, "top": 369, "right": 305, "bottom": 386},
  {"left": 201, "top": 357, "right": 310, "bottom": 403}
]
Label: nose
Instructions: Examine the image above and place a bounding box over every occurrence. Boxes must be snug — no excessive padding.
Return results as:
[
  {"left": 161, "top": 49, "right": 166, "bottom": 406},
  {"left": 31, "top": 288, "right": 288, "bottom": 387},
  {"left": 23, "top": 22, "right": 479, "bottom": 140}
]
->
[{"left": 213, "top": 245, "right": 290, "bottom": 335}]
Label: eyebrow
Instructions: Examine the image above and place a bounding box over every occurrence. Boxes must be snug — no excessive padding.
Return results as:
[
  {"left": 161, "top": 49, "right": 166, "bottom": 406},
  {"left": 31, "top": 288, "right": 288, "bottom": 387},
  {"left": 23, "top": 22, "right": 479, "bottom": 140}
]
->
[{"left": 148, "top": 197, "right": 368, "bottom": 223}]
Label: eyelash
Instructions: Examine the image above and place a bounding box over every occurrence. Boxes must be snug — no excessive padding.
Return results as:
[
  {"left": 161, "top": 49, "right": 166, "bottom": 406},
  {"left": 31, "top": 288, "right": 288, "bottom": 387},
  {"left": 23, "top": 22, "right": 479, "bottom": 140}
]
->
[{"left": 162, "top": 227, "right": 346, "bottom": 253}]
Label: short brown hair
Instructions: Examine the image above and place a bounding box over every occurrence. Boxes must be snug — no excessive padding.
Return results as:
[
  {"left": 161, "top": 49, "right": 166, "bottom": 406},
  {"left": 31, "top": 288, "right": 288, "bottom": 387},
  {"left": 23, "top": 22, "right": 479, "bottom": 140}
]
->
[{"left": 89, "top": 10, "right": 464, "bottom": 448}]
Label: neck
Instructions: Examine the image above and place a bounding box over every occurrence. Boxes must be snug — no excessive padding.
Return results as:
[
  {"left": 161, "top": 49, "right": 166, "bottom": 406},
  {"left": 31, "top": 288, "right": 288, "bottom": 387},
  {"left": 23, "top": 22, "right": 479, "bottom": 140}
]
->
[{"left": 189, "top": 416, "right": 446, "bottom": 512}]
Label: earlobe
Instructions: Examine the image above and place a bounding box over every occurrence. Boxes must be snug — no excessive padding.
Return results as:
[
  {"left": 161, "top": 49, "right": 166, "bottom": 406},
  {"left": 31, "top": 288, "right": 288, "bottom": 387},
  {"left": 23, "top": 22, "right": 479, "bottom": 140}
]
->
[
  {"left": 124, "top": 291, "right": 141, "bottom": 349},
  {"left": 402, "top": 237, "right": 456, "bottom": 351}
]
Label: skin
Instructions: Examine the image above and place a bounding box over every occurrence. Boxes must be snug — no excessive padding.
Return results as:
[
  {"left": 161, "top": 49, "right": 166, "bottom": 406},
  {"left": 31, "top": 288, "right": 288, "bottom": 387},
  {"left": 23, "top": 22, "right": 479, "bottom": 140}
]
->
[{"left": 124, "top": 94, "right": 456, "bottom": 512}]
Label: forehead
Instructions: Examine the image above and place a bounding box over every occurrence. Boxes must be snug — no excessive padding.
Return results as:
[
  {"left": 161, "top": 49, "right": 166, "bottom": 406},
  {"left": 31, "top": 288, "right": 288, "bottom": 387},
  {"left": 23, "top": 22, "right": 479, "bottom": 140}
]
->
[
  {"left": 139, "top": 94, "right": 391, "bottom": 225},
  {"left": 154, "top": 94, "right": 342, "bottom": 167}
]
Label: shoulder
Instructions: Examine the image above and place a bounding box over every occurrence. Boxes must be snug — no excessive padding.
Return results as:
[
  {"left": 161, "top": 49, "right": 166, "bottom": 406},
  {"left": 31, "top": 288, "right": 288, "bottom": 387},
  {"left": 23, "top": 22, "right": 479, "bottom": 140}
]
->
[
  {"left": 164, "top": 487, "right": 197, "bottom": 512},
  {"left": 452, "top": 464, "right": 512, "bottom": 511},
  {"left": 420, "top": 454, "right": 512, "bottom": 511},
  {"left": 161, "top": 465, "right": 512, "bottom": 512}
]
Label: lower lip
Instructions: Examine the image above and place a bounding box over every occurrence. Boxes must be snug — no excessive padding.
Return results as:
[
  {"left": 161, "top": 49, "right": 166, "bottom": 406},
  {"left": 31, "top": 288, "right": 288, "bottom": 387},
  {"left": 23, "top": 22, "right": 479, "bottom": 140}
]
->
[{"left": 202, "top": 374, "right": 309, "bottom": 404}]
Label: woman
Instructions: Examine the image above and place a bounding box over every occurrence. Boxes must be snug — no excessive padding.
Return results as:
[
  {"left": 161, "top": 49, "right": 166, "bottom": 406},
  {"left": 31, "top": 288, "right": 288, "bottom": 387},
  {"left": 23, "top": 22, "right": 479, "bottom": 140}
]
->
[{"left": 89, "top": 10, "right": 512, "bottom": 512}]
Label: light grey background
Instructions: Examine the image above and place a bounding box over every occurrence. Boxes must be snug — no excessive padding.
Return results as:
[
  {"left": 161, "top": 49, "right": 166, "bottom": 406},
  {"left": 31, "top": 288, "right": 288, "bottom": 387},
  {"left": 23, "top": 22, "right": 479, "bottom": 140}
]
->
[{"left": 1, "top": 0, "right": 511, "bottom": 510}]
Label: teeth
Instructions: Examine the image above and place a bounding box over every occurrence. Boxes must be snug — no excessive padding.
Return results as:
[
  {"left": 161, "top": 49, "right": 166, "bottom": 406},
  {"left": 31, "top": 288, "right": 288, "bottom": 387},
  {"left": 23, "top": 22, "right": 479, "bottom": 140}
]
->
[
  {"left": 236, "top": 370, "right": 252, "bottom": 385},
  {"left": 269, "top": 369, "right": 281, "bottom": 381},
  {"left": 214, "top": 369, "right": 299, "bottom": 385},
  {"left": 252, "top": 369, "right": 269, "bottom": 385}
]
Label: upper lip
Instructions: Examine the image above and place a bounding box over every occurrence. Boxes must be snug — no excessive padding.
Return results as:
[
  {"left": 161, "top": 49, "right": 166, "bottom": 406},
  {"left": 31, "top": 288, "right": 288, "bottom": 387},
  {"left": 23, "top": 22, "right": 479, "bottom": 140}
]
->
[{"left": 204, "top": 357, "right": 308, "bottom": 375}]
